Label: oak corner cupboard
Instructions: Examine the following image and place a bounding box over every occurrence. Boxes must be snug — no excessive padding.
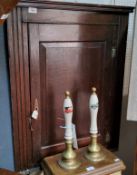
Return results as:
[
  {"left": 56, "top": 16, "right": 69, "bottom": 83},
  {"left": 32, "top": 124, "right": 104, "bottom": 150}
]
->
[{"left": 7, "top": 0, "right": 134, "bottom": 170}]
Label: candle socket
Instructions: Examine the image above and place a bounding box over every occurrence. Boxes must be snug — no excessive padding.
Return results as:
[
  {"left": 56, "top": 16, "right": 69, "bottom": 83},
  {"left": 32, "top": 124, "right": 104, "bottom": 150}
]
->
[
  {"left": 58, "top": 139, "right": 80, "bottom": 170},
  {"left": 85, "top": 134, "right": 105, "bottom": 162}
]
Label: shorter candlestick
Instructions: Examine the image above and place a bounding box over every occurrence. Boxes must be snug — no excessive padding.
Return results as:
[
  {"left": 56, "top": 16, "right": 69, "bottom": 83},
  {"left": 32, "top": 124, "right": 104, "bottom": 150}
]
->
[
  {"left": 85, "top": 87, "right": 105, "bottom": 162},
  {"left": 58, "top": 91, "right": 80, "bottom": 170}
]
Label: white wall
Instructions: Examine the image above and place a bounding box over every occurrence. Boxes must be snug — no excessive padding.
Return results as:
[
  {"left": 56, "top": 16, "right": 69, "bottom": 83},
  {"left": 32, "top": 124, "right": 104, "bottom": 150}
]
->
[{"left": 56, "top": 0, "right": 136, "bottom": 6}]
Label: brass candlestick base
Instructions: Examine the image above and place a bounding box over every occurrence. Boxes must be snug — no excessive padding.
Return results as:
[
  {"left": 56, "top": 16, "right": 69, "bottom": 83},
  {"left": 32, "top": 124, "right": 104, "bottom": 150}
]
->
[
  {"left": 85, "top": 134, "right": 105, "bottom": 162},
  {"left": 58, "top": 139, "right": 80, "bottom": 170}
]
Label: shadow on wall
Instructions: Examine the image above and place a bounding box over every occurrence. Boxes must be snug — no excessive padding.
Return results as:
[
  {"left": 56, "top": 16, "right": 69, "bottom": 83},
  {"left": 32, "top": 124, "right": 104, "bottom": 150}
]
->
[
  {"left": 116, "top": 95, "right": 137, "bottom": 175},
  {"left": 0, "top": 25, "right": 14, "bottom": 170}
]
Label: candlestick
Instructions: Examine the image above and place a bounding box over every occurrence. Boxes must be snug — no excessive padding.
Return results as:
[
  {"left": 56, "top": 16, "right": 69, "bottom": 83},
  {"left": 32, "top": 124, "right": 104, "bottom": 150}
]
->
[
  {"left": 58, "top": 91, "right": 80, "bottom": 170},
  {"left": 85, "top": 87, "right": 105, "bottom": 162}
]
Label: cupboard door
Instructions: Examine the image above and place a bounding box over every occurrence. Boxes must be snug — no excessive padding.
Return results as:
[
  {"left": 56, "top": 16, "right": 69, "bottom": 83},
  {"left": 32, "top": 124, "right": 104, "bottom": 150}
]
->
[{"left": 28, "top": 20, "right": 120, "bottom": 162}]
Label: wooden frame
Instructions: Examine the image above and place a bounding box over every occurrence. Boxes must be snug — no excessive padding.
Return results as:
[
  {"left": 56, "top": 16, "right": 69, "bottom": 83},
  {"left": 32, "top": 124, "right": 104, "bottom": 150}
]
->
[{"left": 18, "top": 0, "right": 133, "bottom": 13}]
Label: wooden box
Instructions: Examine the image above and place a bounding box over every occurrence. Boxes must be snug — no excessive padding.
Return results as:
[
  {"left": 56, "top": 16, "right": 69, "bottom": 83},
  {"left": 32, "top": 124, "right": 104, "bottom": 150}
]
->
[{"left": 42, "top": 146, "right": 125, "bottom": 175}]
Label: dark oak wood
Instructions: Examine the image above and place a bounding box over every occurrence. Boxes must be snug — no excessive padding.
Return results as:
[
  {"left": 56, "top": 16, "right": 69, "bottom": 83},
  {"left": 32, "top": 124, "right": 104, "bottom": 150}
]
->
[
  {"left": 22, "top": 8, "right": 119, "bottom": 24},
  {"left": 42, "top": 146, "right": 125, "bottom": 175},
  {"left": 19, "top": 0, "right": 133, "bottom": 14},
  {"left": 7, "top": 0, "right": 134, "bottom": 170},
  {"left": 134, "top": 140, "right": 137, "bottom": 175},
  {"left": 7, "top": 8, "right": 32, "bottom": 169}
]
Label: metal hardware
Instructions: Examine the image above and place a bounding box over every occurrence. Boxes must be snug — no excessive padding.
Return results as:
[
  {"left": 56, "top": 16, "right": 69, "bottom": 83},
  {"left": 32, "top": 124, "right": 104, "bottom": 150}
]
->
[
  {"left": 28, "top": 118, "right": 34, "bottom": 132},
  {"left": 58, "top": 139, "right": 80, "bottom": 170},
  {"left": 111, "top": 47, "right": 116, "bottom": 58},
  {"left": 29, "top": 99, "right": 39, "bottom": 131},
  {"left": 34, "top": 98, "right": 39, "bottom": 111},
  {"left": 105, "top": 132, "right": 111, "bottom": 143},
  {"left": 85, "top": 134, "right": 105, "bottom": 162},
  {"left": 31, "top": 98, "right": 39, "bottom": 119}
]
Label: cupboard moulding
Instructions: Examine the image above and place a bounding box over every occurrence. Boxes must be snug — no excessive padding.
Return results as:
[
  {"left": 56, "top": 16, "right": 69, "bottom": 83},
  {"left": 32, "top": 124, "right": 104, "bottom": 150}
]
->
[{"left": 18, "top": 0, "right": 134, "bottom": 13}]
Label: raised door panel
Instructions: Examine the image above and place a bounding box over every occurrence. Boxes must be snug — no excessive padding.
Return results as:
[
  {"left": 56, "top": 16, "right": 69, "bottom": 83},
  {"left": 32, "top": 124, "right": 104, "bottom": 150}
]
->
[{"left": 40, "top": 42, "right": 105, "bottom": 147}]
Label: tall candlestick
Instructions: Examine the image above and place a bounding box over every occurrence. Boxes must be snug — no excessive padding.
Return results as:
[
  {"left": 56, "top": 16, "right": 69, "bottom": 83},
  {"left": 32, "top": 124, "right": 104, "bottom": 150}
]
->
[
  {"left": 85, "top": 87, "right": 105, "bottom": 162},
  {"left": 58, "top": 91, "right": 80, "bottom": 170}
]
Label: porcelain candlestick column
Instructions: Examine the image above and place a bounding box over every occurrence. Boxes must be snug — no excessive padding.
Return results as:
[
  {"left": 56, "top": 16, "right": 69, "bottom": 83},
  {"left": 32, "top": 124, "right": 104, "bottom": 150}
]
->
[
  {"left": 85, "top": 87, "right": 105, "bottom": 162},
  {"left": 58, "top": 91, "right": 80, "bottom": 170}
]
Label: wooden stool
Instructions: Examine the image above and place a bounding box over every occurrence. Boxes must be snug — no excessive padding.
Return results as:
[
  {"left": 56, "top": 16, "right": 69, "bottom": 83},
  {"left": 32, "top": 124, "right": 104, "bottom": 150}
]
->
[{"left": 0, "top": 169, "right": 19, "bottom": 175}]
